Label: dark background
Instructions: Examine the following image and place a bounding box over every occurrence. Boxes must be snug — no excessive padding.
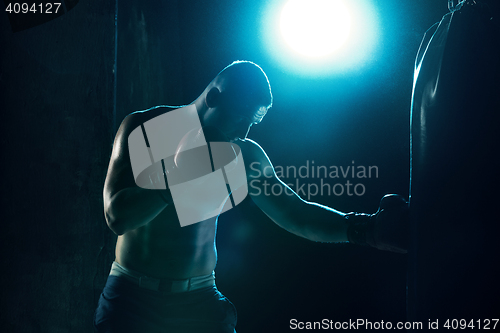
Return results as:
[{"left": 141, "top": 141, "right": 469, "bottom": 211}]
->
[{"left": 1, "top": 1, "right": 453, "bottom": 332}]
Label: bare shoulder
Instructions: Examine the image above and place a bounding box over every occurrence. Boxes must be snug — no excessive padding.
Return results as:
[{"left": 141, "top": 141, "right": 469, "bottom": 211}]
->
[
  {"left": 116, "top": 109, "right": 153, "bottom": 142},
  {"left": 237, "top": 138, "right": 274, "bottom": 179},
  {"left": 105, "top": 107, "right": 174, "bottom": 197},
  {"left": 114, "top": 106, "right": 176, "bottom": 153},
  {"left": 116, "top": 112, "right": 141, "bottom": 144}
]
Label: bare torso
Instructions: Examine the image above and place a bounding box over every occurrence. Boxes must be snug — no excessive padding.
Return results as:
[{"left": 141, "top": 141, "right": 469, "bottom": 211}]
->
[
  {"left": 115, "top": 206, "right": 218, "bottom": 279},
  {"left": 106, "top": 106, "right": 270, "bottom": 280},
  {"left": 107, "top": 106, "right": 221, "bottom": 279}
]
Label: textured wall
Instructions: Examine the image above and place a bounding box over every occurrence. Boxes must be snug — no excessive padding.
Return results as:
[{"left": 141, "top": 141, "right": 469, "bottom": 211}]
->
[
  {"left": 0, "top": 0, "right": 184, "bottom": 331},
  {"left": 115, "top": 0, "right": 183, "bottom": 122},
  {"left": 0, "top": 2, "right": 116, "bottom": 332}
]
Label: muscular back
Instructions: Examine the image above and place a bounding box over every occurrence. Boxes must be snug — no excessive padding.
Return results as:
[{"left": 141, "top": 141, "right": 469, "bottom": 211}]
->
[{"left": 104, "top": 106, "right": 218, "bottom": 279}]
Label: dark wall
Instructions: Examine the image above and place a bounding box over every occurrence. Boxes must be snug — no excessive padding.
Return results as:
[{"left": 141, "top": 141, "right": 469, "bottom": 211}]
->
[
  {"left": 0, "top": 2, "right": 116, "bottom": 332},
  {"left": 1, "top": 0, "right": 186, "bottom": 331},
  {"left": 115, "top": 0, "right": 184, "bottom": 123}
]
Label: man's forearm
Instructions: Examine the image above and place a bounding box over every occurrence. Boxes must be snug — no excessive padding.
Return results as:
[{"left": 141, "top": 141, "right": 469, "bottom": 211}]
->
[
  {"left": 250, "top": 174, "right": 349, "bottom": 243},
  {"left": 288, "top": 199, "right": 349, "bottom": 243},
  {"left": 105, "top": 188, "right": 170, "bottom": 235},
  {"left": 260, "top": 191, "right": 349, "bottom": 243}
]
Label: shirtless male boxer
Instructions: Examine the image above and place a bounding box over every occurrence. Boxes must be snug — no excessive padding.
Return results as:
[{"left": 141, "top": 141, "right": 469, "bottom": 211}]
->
[{"left": 94, "top": 61, "right": 407, "bottom": 333}]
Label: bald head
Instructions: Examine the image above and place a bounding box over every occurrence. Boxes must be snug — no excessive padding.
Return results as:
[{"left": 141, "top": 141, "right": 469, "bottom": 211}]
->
[
  {"left": 196, "top": 61, "right": 273, "bottom": 141},
  {"left": 214, "top": 61, "right": 273, "bottom": 110}
]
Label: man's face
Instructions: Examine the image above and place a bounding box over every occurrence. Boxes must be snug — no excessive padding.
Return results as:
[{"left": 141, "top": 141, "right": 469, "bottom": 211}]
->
[{"left": 203, "top": 98, "right": 267, "bottom": 141}]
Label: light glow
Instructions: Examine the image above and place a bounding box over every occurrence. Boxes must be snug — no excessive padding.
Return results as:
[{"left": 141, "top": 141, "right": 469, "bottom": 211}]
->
[
  {"left": 280, "top": 0, "right": 352, "bottom": 58},
  {"left": 261, "top": 0, "right": 379, "bottom": 76}
]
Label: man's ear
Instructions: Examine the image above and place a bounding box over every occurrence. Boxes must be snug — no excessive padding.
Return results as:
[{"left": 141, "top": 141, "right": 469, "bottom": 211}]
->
[{"left": 206, "top": 87, "right": 221, "bottom": 108}]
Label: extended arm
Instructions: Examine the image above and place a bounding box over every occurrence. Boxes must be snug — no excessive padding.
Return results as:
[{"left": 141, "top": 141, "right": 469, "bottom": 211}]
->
[
  {"left": 240, "top": 139, "right": 348, "bottom": 243},
  {"left": 253, "top": 176, "right": 349, "bottom": 243},
  {"left": 240, "top": 139, "right": 408, "bottom": 252}
]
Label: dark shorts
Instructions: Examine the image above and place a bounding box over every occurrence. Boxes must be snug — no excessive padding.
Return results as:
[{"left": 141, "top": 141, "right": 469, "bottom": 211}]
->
[{"left": 94, "top": 275, "right": 237, "bottom": 333}]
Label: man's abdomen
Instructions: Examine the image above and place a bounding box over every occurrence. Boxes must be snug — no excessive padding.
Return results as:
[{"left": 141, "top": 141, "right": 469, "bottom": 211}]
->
[{"left": 115, "top": 209, "right": 218, "bottom": 279}]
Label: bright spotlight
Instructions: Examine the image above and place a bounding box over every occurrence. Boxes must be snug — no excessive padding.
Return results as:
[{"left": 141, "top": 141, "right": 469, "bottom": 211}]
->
[
  {"left": 262, "top": 0, "right": 379, "bottom": 76},
  {"left": 280, "top": 0, "right": 352, "bottom": 58}
]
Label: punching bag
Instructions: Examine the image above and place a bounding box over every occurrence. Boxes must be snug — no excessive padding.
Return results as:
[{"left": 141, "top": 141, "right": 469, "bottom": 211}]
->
[{"left": 409, "top": 0, "right": 500, "bottom": 327}]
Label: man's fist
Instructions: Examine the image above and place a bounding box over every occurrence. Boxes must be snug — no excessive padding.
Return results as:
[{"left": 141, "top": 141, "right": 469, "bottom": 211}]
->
[{"left": 345, "top": 194, "right": 409, "bottom": 253}]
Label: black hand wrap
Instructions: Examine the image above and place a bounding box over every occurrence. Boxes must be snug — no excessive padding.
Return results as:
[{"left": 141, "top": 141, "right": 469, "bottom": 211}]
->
[{"left": 344, "top": 213, "right": 376, "bottom": 247}]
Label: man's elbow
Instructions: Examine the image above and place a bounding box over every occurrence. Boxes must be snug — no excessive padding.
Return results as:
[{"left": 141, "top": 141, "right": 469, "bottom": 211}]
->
[
  {"left": 103, "top": 194, "right": 128, "bottom": 235},
  {"left": 104, "top": 209, "right": 126, "bottom": 236}
]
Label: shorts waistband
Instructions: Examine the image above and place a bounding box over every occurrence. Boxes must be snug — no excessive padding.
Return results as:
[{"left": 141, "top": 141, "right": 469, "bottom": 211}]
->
[{"left": 109, "top": 261, "right": 215, "bottom": 294}]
